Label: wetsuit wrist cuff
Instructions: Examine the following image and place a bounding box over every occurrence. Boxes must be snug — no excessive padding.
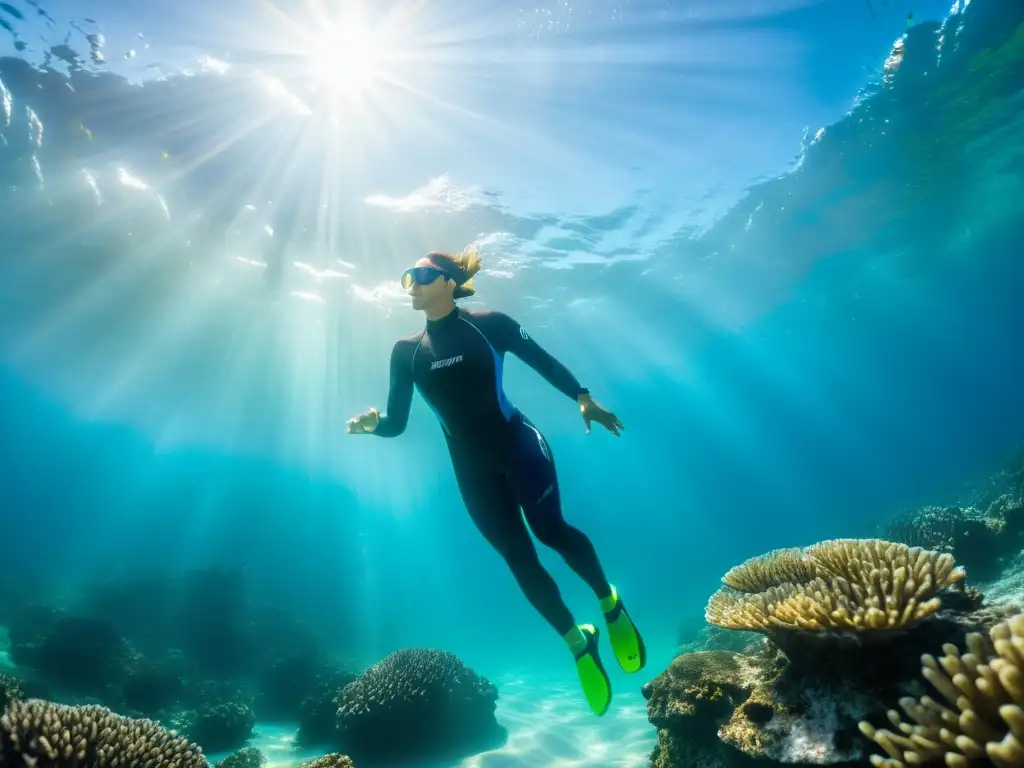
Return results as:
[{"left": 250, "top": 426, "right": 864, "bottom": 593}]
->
[{"left": 576, "top": 389, "right": 591, "bottom": 400}]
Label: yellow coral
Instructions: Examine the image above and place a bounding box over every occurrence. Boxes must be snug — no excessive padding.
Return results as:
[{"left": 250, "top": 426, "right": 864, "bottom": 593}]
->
[
  {"left": 706, "top": 539, "right": 965, "bottom": 634},
  {"left": 859, "top": 612, "right": 1024, "bottom": 767},
  {"left": 301, "top": 755, "right": 355, "bottom": 768},
  {"left": 806, "top": 538, "right": 963, "bottom": 590},
  {"left": 721, "top": 547, "right": 818, "bottom": 593},
  {"left": 0, "top": 698, "right": 207, "bottom": 767}
]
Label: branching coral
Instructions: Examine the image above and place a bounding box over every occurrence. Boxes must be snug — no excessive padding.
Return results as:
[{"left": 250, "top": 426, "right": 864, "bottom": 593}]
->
[
  {"left": 706, "top": 539, "right": 966, "bottom": 634},
  {"left": 859, "top": 612, "right": 1024, "bottom": 767},
  {"left": 0, "top": 698, "right": 208, "bottom": 767},
  {"left": 721, "top": 548, "right": 819, "bottom": 593}
]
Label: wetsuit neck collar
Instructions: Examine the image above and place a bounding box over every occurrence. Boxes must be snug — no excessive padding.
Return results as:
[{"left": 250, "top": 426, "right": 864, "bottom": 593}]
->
[{"left": 425, "top": 304, "right": 459, "bottom": 329}]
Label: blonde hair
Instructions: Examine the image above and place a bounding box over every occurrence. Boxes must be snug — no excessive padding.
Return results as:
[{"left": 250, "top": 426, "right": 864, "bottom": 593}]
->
[{"left": 430, "top": 248, "right": 483, "bottom": 299}]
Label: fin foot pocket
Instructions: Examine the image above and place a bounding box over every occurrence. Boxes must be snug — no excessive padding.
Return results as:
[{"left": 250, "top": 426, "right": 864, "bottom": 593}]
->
[{"left": 573, "top": 624, "right": 611, "bottom": 716}]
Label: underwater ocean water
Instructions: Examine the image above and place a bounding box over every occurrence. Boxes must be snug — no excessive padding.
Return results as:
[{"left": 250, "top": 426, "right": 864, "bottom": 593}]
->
[{"left": 1, "top": 0, "right": 1024, "bottom": 765}]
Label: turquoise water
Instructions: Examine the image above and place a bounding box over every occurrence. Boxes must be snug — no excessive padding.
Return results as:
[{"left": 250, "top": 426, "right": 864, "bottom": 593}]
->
[{"left": 0, "top": 0, "right": 1022, "bottom": 765}]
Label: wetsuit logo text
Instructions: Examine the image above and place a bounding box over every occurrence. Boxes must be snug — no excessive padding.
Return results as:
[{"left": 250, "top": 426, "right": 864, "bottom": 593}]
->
[{"left": 430, "top": 355, "right": 464, "bottom": 370}]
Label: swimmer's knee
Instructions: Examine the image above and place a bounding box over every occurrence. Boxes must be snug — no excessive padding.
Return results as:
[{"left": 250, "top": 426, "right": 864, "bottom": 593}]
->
[
  {"left": 530, "top": 519, "right": 574, "bottom": 550},
  {"left": 499, "top": 545, "right": 544, "bottom": 575}
]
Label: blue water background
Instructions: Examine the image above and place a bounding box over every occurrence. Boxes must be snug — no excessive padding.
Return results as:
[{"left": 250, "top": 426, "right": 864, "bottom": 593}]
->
[{"left": 0, "top": 0, "right": 1022, "bottom": 697}]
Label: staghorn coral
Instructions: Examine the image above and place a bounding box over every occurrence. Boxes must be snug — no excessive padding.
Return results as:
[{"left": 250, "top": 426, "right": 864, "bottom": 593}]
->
[
  {"left": 0, "top": 698, "right": 208, "bottom": 767},
  {"left": 859, "top": 612, "right": 1024, "bottom": 767},
  {"left": 336, "top": 648, "right": 504, "bottom": 764},
  {"left": 706, "top": 539, "right": 966, "bottom": 634},
  {"left": 721, "top": 548, "right": 819, "bottom": 594}
]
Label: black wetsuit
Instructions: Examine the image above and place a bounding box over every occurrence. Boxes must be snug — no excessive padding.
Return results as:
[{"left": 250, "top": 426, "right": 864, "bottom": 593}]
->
[{"left": 373, "top": 306, "right": 611, "bottom": 635}]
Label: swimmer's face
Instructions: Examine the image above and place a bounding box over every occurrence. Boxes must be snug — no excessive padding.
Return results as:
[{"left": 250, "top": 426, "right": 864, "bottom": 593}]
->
[{"left": 409, "top": 258, "right": 453, "bottom": 311}]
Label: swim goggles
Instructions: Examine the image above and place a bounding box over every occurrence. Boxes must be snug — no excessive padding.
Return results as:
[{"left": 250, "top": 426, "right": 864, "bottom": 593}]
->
[{"left": 400, "top": 265, "right": 464, "bottom": 289}]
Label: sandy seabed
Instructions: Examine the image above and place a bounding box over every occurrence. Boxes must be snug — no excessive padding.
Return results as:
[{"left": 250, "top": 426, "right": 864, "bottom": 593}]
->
[{"left": 217, "top": 670, "right": 657, "bottom": 768}]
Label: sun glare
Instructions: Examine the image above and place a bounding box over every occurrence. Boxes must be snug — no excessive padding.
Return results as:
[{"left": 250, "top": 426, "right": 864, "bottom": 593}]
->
[{"left": 309, "top": 22, "right": 381, "bottom": 97}]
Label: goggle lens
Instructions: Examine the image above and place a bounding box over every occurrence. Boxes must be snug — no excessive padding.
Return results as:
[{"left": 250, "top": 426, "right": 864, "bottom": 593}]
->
[{"left": 401, "top": 266, "right": 447, "bottom": 289}]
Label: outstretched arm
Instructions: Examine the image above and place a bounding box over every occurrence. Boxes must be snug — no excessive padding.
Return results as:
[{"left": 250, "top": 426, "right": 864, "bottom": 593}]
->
[
  {"left": 486, "top": 311, "right": 623, "bottom": 435},
  {"left": 490, "top": 312, "right": 587, "bottom": 401},
  {"left": 370, "top": 341, "right": 415, "bottom": 437}
]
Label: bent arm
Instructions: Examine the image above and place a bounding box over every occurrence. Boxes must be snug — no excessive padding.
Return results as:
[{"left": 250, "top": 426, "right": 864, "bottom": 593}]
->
[
  {"left": 493, "top": 313, "right": 587, "bottom": 401},
  {"left": 373, "top": 342, "right": 415, "bottom": 437}
]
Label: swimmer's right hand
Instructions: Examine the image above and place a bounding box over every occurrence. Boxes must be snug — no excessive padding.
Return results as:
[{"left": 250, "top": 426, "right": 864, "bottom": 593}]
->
[{"left": 346, "top": 408, "right": 380, "bottom": 434}]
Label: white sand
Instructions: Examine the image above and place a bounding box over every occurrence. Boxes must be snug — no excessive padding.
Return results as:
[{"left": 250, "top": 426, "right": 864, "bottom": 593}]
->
[{"left": 207, "top": 670, "right": 656, "bottom": 767}]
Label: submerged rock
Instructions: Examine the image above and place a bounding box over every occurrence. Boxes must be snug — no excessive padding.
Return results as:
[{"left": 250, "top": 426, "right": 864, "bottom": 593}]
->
[
  {"left": 642, "top": 650, "right": 766, "bottom": 767},
  {"left": 178, "top": 700, "right": 256, "bottom": 754},
  {"left": 643, "top": 645, "right": 881, "bottom": 766}
]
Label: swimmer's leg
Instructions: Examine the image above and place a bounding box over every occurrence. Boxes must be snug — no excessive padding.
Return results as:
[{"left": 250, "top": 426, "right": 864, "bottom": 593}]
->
[
  {"left": 452, "top": 456, "right": 612, "bottom": 716},
  {"left": 508, "top": 415, "right": 646, "bottom": 674}
]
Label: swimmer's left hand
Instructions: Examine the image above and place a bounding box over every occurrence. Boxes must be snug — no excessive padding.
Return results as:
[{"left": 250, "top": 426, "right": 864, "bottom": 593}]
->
[{"left": 578, "top": 394, "right": 624, "bottom": 436}]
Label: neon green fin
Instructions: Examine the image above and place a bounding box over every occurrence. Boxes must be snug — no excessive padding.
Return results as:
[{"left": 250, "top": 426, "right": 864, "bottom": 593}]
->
[
  {"left": 603, "top": 586, "right": 647, "bottom": 674},
  {"left": 572, "top": 623, "right": 611, "bottom": 716}
]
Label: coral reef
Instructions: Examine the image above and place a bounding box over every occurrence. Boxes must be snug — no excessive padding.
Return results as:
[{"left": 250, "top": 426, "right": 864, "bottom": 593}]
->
[
  {"left": 8, "top": 614, "right": 132, "bottom": 697},
  {"left": 256, "top": 657, "right": 346, "bottom": 723},
  {"left": 859, "top": 612, "right": 1024, "bottom": 767},
  {"left": 677, "top": 620, "right": 762, "bottom": 657},
  {"left": 179, "top": 701, "right": 256, "bottom": 754},
  {"left": 215, "top": 746, "right": 265, "bottom": 768},
  {"left": 297, "top": 669, "right": 359, "bottom": 747},
  {"left": 706, "top": 539, "right": 966, "bottom": 637},
  {"left": 0, "top": 565, "right": 361, "bottom": 756},
  {"left": 120, "top": 660, "right": 186, "bottom": 715},
  {"left": 0, "top": 677, "right": 22, "bottom": 712},
  {"left": 721, "top": 547, "right": 820, "bottom": 593},
  {"left": 0, "top": 698, "right": 207, "bottom": 767},
  {"left": 300, "top": 755, "right": 355, "bottom": 768},
  {"left": 643, "top": 650, "right": 767, "bottom": 768},
  {"left": 643, "top": 639, "right": 882, "bottom": 766},
  {"left": 647, "top": 537, "right": 1021, "bottom": 767},
  {"left": 335, "top": 648, "right": 505, "bottom": 765},
  {"left": 882, "top": 450, "right": 1024, "bottom": 584}
]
